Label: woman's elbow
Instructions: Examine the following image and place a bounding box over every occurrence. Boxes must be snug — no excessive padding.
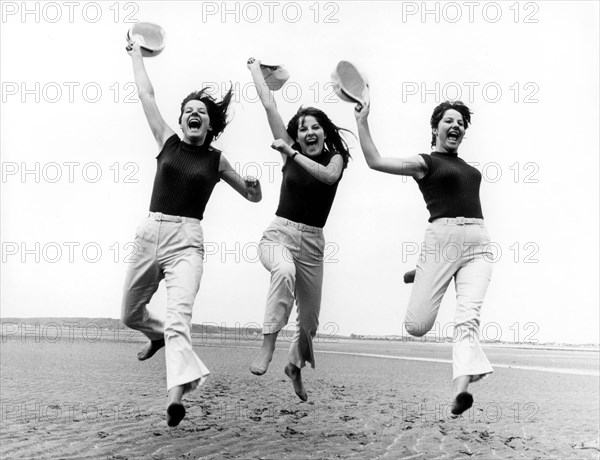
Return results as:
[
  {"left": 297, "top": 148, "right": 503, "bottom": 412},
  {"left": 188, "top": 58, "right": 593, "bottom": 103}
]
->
[
  {"left": 323, "top": 172, "right": 341, "bottom": 186},
  {"left": 247, "top": 189, "right": 262, "bottom": 203},
  {"left": 365, "top": 159, "right": 381, "bottom": 171}
]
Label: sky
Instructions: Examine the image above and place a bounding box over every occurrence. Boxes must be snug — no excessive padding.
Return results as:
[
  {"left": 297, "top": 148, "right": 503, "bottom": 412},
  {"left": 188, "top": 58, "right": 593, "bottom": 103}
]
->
[{"left": 1, "top": 1, "right": 598, "bottom": 344}]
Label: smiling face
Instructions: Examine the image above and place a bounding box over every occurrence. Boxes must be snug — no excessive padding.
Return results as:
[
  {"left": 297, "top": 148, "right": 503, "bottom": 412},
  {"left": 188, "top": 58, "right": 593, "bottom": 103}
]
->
[
  {"left": 433, "top": 109, "right": 465, "bottom": 153},
  {"left": 180, "top": 100, "right": 211, "bottom": 145},
  {"left": 296, "top": 115, "right": 326, "bottom": 157}
]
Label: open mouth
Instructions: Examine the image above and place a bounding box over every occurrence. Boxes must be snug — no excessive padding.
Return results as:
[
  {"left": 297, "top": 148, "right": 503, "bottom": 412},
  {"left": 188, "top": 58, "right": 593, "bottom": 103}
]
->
[
  {"left": 188, "top": 118, "right": 202, "bottom": 130},
  {"left": 305, "top": 137, "right": 319, "bottom": 147},
  {"left": 447, "top": 130, "right": 460, "bottom": 141}
]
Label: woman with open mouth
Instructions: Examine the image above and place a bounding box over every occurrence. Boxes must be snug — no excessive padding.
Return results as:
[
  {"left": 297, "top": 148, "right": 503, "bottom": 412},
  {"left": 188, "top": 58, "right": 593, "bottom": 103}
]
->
[
  {"left": 121, "top": 40, "right": 262, "bottom": 427},
  {"left": 247, "top": 57, "right": 351, "bottom": 401},
  {"left": 354, "top": 100, "right": 494, "bottom": 416}
]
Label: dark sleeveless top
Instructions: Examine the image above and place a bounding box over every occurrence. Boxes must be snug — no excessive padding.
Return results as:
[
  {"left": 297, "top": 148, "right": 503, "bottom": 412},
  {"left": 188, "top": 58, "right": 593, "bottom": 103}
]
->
[
  {"left": 415, "top": 151, "right": 483, "bottom": 222},
  {"left": 275, "top": 149, "right": 342, "bottom": 228},
  {"left": 149, "top": 134, "right": 221, "bottom": 220}
]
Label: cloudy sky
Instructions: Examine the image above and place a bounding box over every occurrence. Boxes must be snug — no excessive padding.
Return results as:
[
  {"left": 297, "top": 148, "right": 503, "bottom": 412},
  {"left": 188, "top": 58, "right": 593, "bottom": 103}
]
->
[{"left": 1, "top": 1, "right": 598, "bottom": 344}]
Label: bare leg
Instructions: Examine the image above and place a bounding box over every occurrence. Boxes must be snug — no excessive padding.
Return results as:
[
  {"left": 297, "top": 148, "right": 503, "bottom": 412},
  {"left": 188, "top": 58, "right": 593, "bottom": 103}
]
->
[
  {"left": 451, "top": 375, "right": 473, "bottom": 415},
  {"left": 166, "top": 385, "right": 185, "bottom": 427},
  {"left": 250, "top": 332, "right": 279, "bottom": 375},
  {"left": 137, "top": 338, "right": 165, "bottom": 361},
  {"left": 284, "top": 363, "right": 307, "bottom": 402}
]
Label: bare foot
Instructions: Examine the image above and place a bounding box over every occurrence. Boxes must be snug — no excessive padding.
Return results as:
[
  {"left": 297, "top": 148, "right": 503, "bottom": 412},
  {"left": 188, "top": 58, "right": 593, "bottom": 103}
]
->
[
  {"left": 250, "top": 349, "right": 274, "bottom": 375},
  {"left": 451, "top": 391, "right": 473, "bottom": 416},
  {"left": 284, "top": 364, "right": 307, "bottom": 401},
  {"left": 249, "top": 332, "right": 278, "bottom": 375},
  {"left": 166, "top": 403, "right": 185, "bottom": 427},
  {"left": 166, "top": 385, "right": 185, "bottom": 426},
  {"left": 137, "top": 338, "right": 165, "bottom": 361}
]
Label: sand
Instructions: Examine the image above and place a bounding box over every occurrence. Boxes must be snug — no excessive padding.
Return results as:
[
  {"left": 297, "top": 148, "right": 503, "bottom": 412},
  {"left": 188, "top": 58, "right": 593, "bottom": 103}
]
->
[{"left": 1, "top": 335, "right": 599, "bottom": 459}]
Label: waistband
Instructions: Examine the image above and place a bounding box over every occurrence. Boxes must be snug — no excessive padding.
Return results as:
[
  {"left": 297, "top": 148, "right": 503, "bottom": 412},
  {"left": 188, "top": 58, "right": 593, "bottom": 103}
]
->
[
  {"left": 432, "top": 217, "right": 484, "bottom": 226},
  {"left": 275, "top": 216, "right": 323, "bottom": 234},
  {"left": 148, "top": 212, "right": 201, "bottom": 224}
]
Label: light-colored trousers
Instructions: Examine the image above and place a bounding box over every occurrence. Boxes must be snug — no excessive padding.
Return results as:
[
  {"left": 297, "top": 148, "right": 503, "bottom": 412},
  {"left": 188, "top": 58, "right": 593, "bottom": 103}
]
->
[
  {"left": 259, "top": 217, "right": 325, "bottom": 369},
  {"left": 121, "top": 212, "right": 209, "bottom": 393},
  {"left": 405, "top": 217, "right": 494, "bottom": 381}
]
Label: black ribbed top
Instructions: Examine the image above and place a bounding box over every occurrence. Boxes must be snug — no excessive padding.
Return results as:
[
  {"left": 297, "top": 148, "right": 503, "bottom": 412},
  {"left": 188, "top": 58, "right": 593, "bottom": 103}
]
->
[
  {"left": 149, "top": 134, "right": 221, "bottom": 220},
  {"left": 276, "top": 150, "right": 342, "bottom": 228},
  {"left": 415, "top": 152, "right": 483, "bottom": 222}
]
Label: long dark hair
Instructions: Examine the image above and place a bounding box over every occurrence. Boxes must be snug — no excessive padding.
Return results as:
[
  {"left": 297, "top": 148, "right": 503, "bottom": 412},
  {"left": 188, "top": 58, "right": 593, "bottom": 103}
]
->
[
  {"left": 430, "top": 100, "right": 472, "bottom": 149},
  {"left": 286, "top": 107, "right": 352, "bottom": 168},
  {"left": 178, "top": 87, "right": 234, "bottom": 146}
]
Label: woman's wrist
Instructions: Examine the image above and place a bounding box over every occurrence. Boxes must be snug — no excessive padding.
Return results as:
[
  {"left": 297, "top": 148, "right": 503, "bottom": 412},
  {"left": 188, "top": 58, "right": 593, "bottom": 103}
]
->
[{"left": 289, "top": 150, "right": 299, "bottom": 160}]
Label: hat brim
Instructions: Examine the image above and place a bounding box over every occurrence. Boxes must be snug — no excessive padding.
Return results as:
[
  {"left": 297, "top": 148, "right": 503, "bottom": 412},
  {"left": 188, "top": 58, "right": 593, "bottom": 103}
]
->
[
  {"left": 127, "top": 22, "right": 166, "bottom": 57},
  {"left": 260, "top": 64, "right": 290, "bottom": 91},
  {"left": 331, "top": 60, "right": 369, "bottom": 105}
]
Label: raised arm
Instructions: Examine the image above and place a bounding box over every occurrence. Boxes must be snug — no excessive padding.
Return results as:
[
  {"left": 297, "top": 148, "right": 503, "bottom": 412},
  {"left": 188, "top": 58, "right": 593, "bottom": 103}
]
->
[
  {"left": 354, "top": 103, "right": 427, "bottom": 179},
  {"left": 271, "top": 139, "right": 343, "bottom": 186},
  {"left": 219, "top": 155, "right": 262, "bottom": 202},
  {"left": 247, "top": 58, "right": 293, "bottom": 150},
  {"left": 127, "top": 40, "right": 175, "bottom": 150}
]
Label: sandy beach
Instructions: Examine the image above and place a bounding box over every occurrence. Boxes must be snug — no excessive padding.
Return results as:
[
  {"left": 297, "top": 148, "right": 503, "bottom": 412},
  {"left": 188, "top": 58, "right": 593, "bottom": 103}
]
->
[{"left": 1, "top": 330, "right": 599, "bottom": 459}]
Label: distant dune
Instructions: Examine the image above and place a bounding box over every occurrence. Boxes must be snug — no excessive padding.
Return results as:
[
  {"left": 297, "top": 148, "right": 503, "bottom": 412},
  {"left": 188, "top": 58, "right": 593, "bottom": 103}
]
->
[{"left": 1, "top": 317, "right": 598, "bottom": 350}]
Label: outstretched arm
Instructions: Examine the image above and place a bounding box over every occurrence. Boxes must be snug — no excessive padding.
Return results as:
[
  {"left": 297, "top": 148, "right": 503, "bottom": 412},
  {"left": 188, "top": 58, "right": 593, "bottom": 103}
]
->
[
  {"left": 127, "top": 40, "right": 175, "bottom": 150},
  {"left": 354, "top": 102, "right": 427, "bottom": 179},
  {"left": 219, "top": 155, "right": 262, "bottom": 202},
  {"left": 271, "top": 139, "right": 343, "bottom": 186},
  {"left": 247, "top": 57, "right": 293, "bottom": 160}
]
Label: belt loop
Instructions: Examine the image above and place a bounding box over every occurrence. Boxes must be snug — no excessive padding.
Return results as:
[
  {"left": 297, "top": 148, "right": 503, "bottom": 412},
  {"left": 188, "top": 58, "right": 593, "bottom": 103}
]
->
[{"left": 456, "top": 217, "right": 465, "bottom": 225}]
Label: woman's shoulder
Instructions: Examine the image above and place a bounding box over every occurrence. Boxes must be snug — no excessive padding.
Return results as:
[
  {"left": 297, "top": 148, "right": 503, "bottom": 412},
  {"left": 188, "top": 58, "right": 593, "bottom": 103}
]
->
[
  {"left": 164, "top": 133, "right": 181, "bottom": 146},
  {"left": 156, "top": 133, "right": 181, "bottom": 158}
]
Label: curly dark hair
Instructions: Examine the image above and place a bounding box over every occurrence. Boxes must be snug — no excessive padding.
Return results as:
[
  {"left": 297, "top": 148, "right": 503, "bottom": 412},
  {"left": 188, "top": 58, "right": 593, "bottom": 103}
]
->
[
  {"left": 178, "top": 87, "right": 234, "bottom": 146},
  {"left": 430, "top": 101, "right": 472, "bottom": 149},
  {"left": 286, "top": 107, "right": 352, "bottom": 168}
]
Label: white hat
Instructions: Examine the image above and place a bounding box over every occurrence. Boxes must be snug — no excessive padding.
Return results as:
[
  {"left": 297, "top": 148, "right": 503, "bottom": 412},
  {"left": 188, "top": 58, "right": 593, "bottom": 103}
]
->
[
  {"left": 126, "top": 22, "right": 166, "bottom": 57},
  {"left": 331, "top": 60, "right": 369, "bottom": 105},
  {"left": 260, "top": 63, "right": 290, "bottom": 91}
]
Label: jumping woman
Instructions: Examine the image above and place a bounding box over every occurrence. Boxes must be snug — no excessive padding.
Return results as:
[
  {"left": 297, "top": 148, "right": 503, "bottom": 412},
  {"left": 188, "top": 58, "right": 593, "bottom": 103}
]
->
[
  {"left": 354, "top": 100, "right": 493, "bottom": 415},
  {"left": 121, "top": 40, "right": 261, "bottom": 426},
  {"left": 247, "top": 57, "right": 351, "bottom": 401}
]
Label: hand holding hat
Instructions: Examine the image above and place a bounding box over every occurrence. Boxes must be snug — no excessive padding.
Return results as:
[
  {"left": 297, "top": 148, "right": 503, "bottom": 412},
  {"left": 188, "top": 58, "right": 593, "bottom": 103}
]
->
[
  {"left": 126, "top": 22, "right": 166, "bottom": 57},
  {"left": 247, "top": 56, "right": 290, "bottom": 91},
  {"left": 354, "top": 97, "right": 371, "bottom": 122}
]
